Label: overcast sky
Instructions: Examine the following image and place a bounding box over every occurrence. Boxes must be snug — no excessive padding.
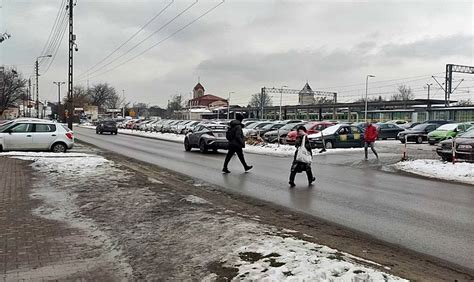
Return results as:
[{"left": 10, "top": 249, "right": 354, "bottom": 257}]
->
[{"left": 1, "top": 0, "right": 473, "bottom": 107}]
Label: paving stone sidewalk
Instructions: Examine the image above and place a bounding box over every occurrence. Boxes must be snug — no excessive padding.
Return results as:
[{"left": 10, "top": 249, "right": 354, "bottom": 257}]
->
[{"left": 0, "top": 157, "right": 115, "bottom": 281}]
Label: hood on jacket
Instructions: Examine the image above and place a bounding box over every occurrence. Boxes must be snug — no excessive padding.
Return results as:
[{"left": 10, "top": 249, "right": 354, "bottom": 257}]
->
[{"left": 230, "top": 120, "right": 243, "bottom": 128}]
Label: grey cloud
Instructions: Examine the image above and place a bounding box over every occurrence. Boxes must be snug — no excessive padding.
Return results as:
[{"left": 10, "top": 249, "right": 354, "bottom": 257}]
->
[{"left": 381, "top": 34, "right": 473, "bottom": 59}]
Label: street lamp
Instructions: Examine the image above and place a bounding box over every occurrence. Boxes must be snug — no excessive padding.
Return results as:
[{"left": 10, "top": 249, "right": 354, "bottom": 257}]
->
[
  {"left": 364, "top": 75, "right": 375, "bottom": 122},
  {"left": 35, "top": 54, "right": 52, "bottom": 118},
  {"left": 279, "top": 85, "right": 288, "bottom": 120},
  {"left": 227, "top": 92, "right": 234, "bottom": 120}
]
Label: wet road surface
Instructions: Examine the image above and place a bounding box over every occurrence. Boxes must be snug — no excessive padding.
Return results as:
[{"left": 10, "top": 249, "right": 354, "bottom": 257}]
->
[{"left": 75, "top": 127, "right": 474, "bottom": 270}]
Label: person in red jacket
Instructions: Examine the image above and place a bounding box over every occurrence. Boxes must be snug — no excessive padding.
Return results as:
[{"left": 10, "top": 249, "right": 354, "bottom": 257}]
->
[{"left": 364, "top": 122, "right": 379, "bottom": 160}]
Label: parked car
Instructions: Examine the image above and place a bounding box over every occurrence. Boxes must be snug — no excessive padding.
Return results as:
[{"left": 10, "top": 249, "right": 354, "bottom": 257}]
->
[
  {"left": 427, "top": 123, "right": 472, "bottom": 145},
  {"left": 242, "top": 121, "right": 273, "bottom": 137},
  {"left": 184, "top": 124, "right": 228, "bottom": 153},
  {"left": 386, "top": 120, "right": 409, "bottom": 125},
  {"left": 263, "top": 122, "right": 305, "bottom": 143},
  {"left": 375, "top": 123, "right": 405, "bottom": 139},
  {"left": 396, "top": 123, "right": 438, "bottom": 144},
  {"left": 422, "top": 120, "right": 454, "bottom": 126},
  {"left": 96, "top": 120, "right": 118, "bottom": 135},
  {"left": 285, "top": 121, "right": 335, "bottom": 145},
  {"left": 399, "top": 122, "right": 421, "bottom": 129},
  {"left": 308, "top": 124, "right": 365, "bottom": 149},
  {"left": 0, "top": 119, "right": 74, "bottom": 152},
  {"left": 436, "top": 127, "right": 474, "bottom": 162},
  {"left": 250, "top": 122, "right": 285, "bottom": 137},
  {"left": 183, "top": 121, "right": 201, "bottom": 134}
]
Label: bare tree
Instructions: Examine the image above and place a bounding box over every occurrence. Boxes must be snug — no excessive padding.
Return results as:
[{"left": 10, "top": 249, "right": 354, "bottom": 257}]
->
[
  {"left": 167, "top": 95, "right": 183, "bottom": 112},
  {"left": 89, "top": 83, "right": 117, "bottom": 112},
  {"left": 391, "top": 85, "right": 414, "bottom": 101},
  {"left": 248, "top": 92, "right": 272, "bottom": 108},
  {"left": 0, "top": 67, "right": 26, "bottom": 116}
]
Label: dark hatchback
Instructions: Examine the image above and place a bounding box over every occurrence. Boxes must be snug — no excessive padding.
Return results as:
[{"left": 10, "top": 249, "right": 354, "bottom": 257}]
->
[
  {"left": 308, "top": 124, "right": 365, "bottom": 149},
  {"left": 96, "top": 120, "right": 118, "bottom": 134},
  {"left": 184, "top": 124, "right": 228, "bottom": 153},
  {"left": 397, "top": 123, "right": 438, "bottom": 144},
  {"left": 436, "top": 128, "right": 474, "bottom": 162},
  {"left": 375, "top": 123, "right": 405, "bottom": 139}
]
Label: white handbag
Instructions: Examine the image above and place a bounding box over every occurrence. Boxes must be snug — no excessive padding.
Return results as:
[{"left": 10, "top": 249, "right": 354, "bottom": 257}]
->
[{"left": 295, "top": 136, "right": 312, "bottom": 164}]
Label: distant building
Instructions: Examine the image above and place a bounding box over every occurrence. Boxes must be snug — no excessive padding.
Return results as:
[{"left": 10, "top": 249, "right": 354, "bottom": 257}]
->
[
  {"left": 299, "top": 82, "right": 315, "bottom": 105},
  {"left": 193, "top": 82, "right": 205, "bottom": 98}
]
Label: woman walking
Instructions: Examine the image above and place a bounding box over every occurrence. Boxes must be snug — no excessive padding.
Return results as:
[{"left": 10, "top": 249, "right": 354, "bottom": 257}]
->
[
  {"left": 289, "top": 126, "right": 315, "bottom": 188},
  {"left": 364, "top": 122, "right": 379, "bottom": 160}
]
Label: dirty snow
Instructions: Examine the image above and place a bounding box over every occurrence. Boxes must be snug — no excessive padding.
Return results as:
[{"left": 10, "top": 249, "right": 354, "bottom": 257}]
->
[
  {"left": 394, "top": 159, "right": 474, "bottom": 185},
  {"left": 183, "top": 195, "right": 210, "bottom": 205},
  {"left": 3, "top": 152, "right": 134, "bottom": 278},
  {"left": 215, "top": 235, "right": 406, "bottom": 281}
]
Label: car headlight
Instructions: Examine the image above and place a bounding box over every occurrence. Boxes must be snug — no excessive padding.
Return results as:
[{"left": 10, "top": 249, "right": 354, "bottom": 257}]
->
[{"left": 458, "top": 144, "right": 472, "bottom": 149}]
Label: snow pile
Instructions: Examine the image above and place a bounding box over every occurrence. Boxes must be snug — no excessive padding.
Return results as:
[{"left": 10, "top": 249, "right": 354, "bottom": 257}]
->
[
  {"left": 244, "top": 143, "right": 296, "bottom": 157},
  {"left": 219, "top": 235, "right": 406, "bottom": 281},
  {"left": 394, "top": 159, "right": 474, "bottom": 185},
  {"left": 118, "top": 129, "right": 185, "bottom": 143}
]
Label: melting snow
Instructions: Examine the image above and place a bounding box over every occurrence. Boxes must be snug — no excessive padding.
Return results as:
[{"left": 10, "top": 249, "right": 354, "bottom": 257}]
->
[{"left": 394, "top": 159, "right": 474, "bottom": 185}]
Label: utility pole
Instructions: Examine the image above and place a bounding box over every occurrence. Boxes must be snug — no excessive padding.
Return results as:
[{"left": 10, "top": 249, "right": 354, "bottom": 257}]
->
[
  {"left": 122, "top": 89, "right": 126, "bottom": 118},
  {"left": 279, "top": 86, "right": 288, "bottom": 120},
  {"left": 227, "top": 92, "right": 234, "bottom": 120},
  {"left": 426, "top": 83, "right": 432, "bottom": 120},
  {"left": 27, "top": 79, "right": 31, "bottom": 117},
  {"left": 35, "top": 55, "right": 52, "bottom": 118},
  {"left": 260, "top": 87, "right": 265, "bottom": 119},
  {"left": 364, "top": 75, "right": 375, "bottom": 122},
  {"left": 35, "top": 60, "right": 39, "bottom": 118},
  {"left": 53, "top": 81, "right": 65, "bottom": 121},
  {"left": 67, "top": 0, "right": 76, "bottom": 129}
]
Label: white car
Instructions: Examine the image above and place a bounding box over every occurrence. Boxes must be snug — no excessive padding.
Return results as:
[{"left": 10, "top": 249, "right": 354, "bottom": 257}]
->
[{"left": 0, "top": 119, "right": 74, "bottom": 152}]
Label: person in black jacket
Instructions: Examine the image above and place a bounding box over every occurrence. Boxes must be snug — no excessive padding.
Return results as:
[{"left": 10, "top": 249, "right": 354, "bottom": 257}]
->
[
  {"left": 289, "top": 126, "right": 315, "bottom": 187},
  {"left": 222, "top": 113, "right": 253, "bottom": 173}
]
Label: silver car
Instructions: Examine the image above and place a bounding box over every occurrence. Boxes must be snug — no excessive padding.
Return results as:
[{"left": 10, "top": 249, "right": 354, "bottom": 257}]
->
[
  {"left": 0, "top": 119, "right": 74, "bottom": 152},
  {"left": 184, "top": 124, "right": 228, "bottom": 153}
]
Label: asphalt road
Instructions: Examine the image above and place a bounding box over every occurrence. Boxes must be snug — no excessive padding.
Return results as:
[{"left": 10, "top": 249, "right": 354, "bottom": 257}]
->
[{"left": 75, "top": 127, "right": 474, "bottom": 271}]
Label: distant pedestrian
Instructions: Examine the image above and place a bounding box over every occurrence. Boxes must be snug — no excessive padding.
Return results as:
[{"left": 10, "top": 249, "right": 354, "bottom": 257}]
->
[
  {"left": 222, "top": 113, "right": 253, "bottom": 173},
  {"left": 289, "top": 126, "right": 315, "bottom": 187},
  {"left": 364, "top": 122, "right": 379, "bottom": 160}
]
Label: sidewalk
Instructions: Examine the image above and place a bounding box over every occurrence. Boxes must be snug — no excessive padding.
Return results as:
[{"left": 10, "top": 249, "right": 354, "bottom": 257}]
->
[{"left": 0, "top": 157, "right": 117, "bottom": 281}]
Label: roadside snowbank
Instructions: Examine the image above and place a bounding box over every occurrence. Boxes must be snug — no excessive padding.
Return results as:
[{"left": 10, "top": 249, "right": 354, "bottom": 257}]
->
[
  {"left": 394, "top": 159, "right": 474, "bottom": 185},
  {"left": 216, "top": 235, "right": 406, "bottom": 281}
]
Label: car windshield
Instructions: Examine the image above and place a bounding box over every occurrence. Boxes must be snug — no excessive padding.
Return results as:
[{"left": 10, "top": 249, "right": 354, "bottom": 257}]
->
[
  {"left": 0, "top": 121, "right": 14, "bottom": 132},
  {"left": 280, "top": 123, "right": 300, "bottom": 130},
  {"left": 246, "top": 122, "right": 262, "bottom": 129},
  {"left": 255, "top": 122, "right": 271, "bottom": 129},
  {"left": 411, "top": 124, "right": 430, "bottom": 131},
  {"left": 437, "top": 124, "right": 457, "bottom": 131},
  {"left": 262, "top": 123, "right": 276, "bottom": 130},
  {"left": 321, "top": 124, "right": 341, "bottom": 135},
  {"left": 460, "top": 128, "right": 474, "bottom": 138}
]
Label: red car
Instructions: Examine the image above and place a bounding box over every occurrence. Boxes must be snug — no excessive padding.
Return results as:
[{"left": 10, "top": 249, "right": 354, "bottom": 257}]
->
[{"left": 285, "top": 121, "right": 336, "bottom": 145}]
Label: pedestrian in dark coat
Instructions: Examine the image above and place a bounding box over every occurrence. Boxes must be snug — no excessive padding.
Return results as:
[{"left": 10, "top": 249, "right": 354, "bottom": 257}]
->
[
  {"left": 222, "top": 113, "right": 253, "bottom": 173},
  {"left": 289, "top": 126, "right": 315, "bottom": 187},
  {"left": 364, "top": 122, "right": 379, "bottom": 160}
]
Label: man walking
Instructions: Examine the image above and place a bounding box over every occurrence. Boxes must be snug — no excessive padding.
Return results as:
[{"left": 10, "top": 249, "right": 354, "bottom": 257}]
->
[
  {"left": 364, "top": 122, "right": 379, "bottom": 160},
  {"left": 223, "top": 113, "right": 253, "bottom": 173}
]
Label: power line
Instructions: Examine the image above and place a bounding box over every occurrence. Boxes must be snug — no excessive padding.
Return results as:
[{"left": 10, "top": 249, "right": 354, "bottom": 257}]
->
[
  {"left": 79, "top": 0, "right": 225, "bottom": 82},
  {"left": 42, "top": 11, "right": 69, "bottom": 75},
  {"left": 39, "top": 0, "right": 67, "bottom": 61},
  {"left": 78, "top": 0, "right": 199, "bottom": 79},
  {"left": 76, "top": 0, "right": 175, "bottom": 79},
  {"left": 39, "top": 3, "right": 68, "bottom": 66}
]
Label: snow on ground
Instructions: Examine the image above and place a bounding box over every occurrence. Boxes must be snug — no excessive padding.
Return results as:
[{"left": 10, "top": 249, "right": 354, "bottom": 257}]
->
[
  {"left": 215, "top": 235, "right": 406, "bottom": 281},
  {"left": 2, "top": 151, "right": 134, "bottom": 277},
  {"left": 394, "top": 159, "right": 474, "bottom": 185}
]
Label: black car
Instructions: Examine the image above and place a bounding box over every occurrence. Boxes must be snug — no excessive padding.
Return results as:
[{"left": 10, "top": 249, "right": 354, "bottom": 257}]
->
[
  {"left": 436, "top": 128, "right": 474, "bottom": 162},
  {"left": 422, "top": 120, "right": 454, "bottom": 126},
  {"left": 184, "top": 124, "right": 228, "bottom": 153},
  {"left": 308, "top": 124, "right": 365, "bottom": 149},
  {"left": 375, "top": 123, "right": 404, "bottom": 139},
  {"left": 96, "top": 120, "right": 118, "bottom": 135},
  {"left": 397, "top": 123, "right": 438, "bottom": 144}
]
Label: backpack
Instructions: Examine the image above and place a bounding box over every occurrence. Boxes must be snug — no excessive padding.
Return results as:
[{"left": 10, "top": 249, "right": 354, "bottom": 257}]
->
[{"left": 226, "top": 126, "right": 234, "bottom": 141}]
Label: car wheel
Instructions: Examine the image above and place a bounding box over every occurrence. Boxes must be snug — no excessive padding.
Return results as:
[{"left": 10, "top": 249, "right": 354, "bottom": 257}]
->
[
  {"left": 51, "top": 142, "right": 67, "bottom": 153},
  {"left": 441, "top": 155, "right": 452, "bottom": 162},
  {"left": 184, "top": 138, "right": 192, "bottom": 152},
  {"left": 325, "top": 140, "right": 334, "bottom": 149},
  {"left": 213, "top": 148, "right": 218, "bottom": 153},
  {"left": 429, "top": 142, "right": 435, "bottom": 146},
  {"left": 400, "top": 139, "right": 406, "bottom": 144},
  {"left": 416, "top": 136, "right": 423, "bottom": 144},
  {"left": 199, "top": 140, "right": 208, "bottom": 153}
]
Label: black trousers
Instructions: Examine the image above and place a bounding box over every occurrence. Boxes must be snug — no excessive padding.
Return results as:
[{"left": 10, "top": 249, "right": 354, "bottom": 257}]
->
[
  {"left": 223, "top": 146, "right": 248, "bottom": 169},
  {"left": 289, "top": 161, "right": 314, "bottom": 184}
]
